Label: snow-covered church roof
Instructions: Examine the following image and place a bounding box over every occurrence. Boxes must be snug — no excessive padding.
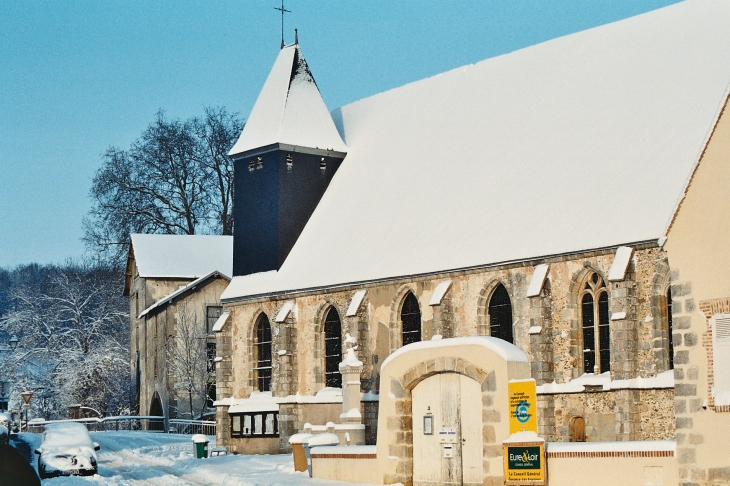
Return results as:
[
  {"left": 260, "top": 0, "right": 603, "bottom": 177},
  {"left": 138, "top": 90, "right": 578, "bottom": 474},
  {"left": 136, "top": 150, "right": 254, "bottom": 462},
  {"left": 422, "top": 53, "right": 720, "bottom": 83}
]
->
[
  {"left": 228, "top": 44, "right": 347, "bottom": 158},
  {"left": 130, "top": 234, "right": 233, "bottom": 279},
  {"left": 223, "top": 0, "right": 730, "bottom": 301}
]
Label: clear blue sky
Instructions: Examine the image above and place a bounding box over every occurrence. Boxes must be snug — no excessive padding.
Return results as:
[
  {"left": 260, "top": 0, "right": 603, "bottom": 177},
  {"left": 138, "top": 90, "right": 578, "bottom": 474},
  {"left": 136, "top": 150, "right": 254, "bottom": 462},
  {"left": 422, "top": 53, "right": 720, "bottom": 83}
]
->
[{"left": 0, "top": 0, "right": 679, "bottom": 268}]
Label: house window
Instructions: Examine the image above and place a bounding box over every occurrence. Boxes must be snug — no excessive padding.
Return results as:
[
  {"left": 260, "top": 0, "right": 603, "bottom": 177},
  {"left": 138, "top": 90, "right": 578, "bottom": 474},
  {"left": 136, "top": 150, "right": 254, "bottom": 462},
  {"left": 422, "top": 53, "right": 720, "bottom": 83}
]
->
[
  {"left": 230, "top": 411, "right": 279, "bottom": 438},
  {"left": 667, "top": 288, "right": 674, "bottom": 369},
  {"left": 401, "top": 292, "right": 421, "bottom": 346},
  {"left": 254, "top": 313, "right": 272, "bottom": 392},
  {"left": 581, "top": 273, "right": 610, "bottom": 374},
  {"left": 488, "top": 283, "right": 514, "bottom": 343},
  {"left": 324, "top": 307, "right": 342, "bottom": 388},
  {"left": 207, "top": 305, "right": 223, "bottom": 334}
]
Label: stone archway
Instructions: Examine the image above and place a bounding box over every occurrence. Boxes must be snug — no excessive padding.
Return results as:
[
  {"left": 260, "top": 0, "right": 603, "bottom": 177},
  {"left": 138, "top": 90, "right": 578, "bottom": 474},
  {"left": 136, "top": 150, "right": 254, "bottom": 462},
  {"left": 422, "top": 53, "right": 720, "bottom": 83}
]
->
[
  {"left": 149, "top": 391, "right": 164, "bottom": 431},
  {"left": 376, "top": 337, "right": 530, "bottom": 486}
]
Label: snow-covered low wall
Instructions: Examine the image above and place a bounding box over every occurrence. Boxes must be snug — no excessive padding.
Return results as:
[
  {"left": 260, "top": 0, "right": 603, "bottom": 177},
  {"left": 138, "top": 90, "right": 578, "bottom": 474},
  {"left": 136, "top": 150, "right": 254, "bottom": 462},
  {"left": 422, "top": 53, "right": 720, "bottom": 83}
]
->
[
  {"left": 546, "top": 440, "right": 677, "bottom": 486},
  {"left": 310, "top": 445, "right": 380, "bottom": 484}
]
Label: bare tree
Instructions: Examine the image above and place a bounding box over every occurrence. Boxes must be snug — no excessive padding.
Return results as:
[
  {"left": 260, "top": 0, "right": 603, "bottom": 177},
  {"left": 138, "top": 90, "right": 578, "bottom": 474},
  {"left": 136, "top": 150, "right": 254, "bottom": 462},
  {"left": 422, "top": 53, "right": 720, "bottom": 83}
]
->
[
  {"left": 192, "top": 106, "right": 241, "bottom": 236},
  {"left": 166, "top": 303, "right": 213, "bottom": 420},
  {"left": 84, "top": 108, "right": 243, "bottom": 265}
]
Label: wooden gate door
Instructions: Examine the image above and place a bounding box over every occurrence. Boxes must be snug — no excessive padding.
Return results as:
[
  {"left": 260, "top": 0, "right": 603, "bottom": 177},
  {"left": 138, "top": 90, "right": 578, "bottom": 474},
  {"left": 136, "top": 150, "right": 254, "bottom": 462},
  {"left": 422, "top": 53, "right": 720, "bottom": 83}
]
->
[{"left": 412, "top": 373, "right": 483, "bottom": 486}]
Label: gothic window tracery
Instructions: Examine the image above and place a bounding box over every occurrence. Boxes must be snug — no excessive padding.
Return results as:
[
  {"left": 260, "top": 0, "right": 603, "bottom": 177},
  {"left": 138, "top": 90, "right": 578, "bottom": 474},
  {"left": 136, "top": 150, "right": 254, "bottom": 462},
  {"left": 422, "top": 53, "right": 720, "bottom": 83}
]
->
[
  {"left": 488, "top": 283, "right": 514, "bottom": 343},
  {"left": 581, "top": 273, "right": 610, "bottom": 374},
  {"left": 324, "top": 307, "right": 343, "bottom": 387},
  {"left": 401, "top": 292, "right": 422, "bottom": 346},
  {"left": 254, "top": 313, "right": 272, "bottom": 391}
]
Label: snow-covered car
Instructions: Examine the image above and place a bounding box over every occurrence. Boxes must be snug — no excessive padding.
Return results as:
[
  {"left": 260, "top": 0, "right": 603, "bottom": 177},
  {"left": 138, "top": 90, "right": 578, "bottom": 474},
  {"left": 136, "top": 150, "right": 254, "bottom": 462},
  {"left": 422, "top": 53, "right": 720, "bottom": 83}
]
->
[
  {"left": 0, "top": 412, "right": 11, "bottom": 439},
  {"left": 35, "top": 422, "right": 100, "bottom": 479}
]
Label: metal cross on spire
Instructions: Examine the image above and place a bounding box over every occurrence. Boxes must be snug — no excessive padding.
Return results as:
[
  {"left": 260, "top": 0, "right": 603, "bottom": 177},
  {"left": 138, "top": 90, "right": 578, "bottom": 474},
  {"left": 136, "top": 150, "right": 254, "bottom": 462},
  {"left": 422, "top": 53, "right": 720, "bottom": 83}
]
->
[{"left": 274, "top": 0, "right": 291, "bottom": 49}]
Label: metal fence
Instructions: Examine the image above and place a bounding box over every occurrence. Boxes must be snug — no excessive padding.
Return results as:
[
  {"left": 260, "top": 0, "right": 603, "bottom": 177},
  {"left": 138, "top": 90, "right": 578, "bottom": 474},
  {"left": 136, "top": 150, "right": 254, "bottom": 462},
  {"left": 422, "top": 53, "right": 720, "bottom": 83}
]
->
[
  {"left": 24, "top": 416, "right": 214, "bottom": 435},
  {"left": 168, "top": 419, "right": 216, "bottom": 436}
]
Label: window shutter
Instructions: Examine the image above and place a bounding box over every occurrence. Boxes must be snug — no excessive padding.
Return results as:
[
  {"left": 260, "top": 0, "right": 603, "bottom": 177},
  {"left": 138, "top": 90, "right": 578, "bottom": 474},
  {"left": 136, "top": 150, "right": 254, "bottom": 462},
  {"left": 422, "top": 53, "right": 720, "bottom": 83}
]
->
[{"left": 712, "top": 314, "right": 730, "bottom": 406}]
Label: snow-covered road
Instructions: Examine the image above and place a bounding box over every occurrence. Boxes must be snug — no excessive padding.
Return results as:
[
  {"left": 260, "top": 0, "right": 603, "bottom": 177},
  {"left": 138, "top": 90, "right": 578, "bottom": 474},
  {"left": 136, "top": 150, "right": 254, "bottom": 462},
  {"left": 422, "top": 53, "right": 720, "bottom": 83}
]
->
[{"left": 19, "top": 431, "right": 378, "bottom": 486}]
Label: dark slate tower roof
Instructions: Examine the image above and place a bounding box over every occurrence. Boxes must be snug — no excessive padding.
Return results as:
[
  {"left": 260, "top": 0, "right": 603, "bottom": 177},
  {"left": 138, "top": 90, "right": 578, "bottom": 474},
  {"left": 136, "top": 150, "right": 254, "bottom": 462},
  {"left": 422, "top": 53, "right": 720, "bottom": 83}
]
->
[{"left": 229, "top": 44, "right": 347, "bottom": 158}]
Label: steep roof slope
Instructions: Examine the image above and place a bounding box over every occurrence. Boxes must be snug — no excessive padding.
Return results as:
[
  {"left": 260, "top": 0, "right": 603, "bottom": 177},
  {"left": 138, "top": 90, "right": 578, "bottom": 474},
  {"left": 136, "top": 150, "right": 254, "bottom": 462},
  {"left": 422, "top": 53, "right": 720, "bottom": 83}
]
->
[
  {"left": 223, "top": 0, "right": 730, "bottom": 301},
  {"left": 131, "top": 234, "right": 233, "bottom": 279},
  {"left": 229, "top": 44, "right": 347, "bottom": 157}
]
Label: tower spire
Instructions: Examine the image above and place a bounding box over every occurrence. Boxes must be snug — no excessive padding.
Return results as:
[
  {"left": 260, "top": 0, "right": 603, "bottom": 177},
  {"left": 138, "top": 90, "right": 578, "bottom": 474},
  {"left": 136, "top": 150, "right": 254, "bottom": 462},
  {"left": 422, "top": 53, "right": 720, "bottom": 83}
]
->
[{"left": 273, "top": 0, "right": 291, "bottom": 49}]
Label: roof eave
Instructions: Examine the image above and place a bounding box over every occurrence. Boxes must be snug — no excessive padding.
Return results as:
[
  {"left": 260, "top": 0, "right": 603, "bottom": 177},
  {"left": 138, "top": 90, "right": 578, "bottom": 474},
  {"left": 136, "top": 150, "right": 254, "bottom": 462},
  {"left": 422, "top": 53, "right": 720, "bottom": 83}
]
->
[{"left": 230, "top": 142, "right": 347, "bottom": 161}]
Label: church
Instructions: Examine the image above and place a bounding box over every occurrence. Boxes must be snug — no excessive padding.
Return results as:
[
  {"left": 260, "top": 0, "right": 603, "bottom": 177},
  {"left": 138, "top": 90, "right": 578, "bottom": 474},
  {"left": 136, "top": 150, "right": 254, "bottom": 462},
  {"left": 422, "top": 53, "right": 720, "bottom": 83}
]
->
[{"left": 206, "top": 1, "right": 730, "bottom": 484}]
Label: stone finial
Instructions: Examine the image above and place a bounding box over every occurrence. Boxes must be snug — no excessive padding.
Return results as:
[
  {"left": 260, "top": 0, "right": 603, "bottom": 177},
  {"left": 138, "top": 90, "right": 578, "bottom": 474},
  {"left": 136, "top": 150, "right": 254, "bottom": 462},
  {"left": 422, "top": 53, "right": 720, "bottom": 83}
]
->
[{"left": 339, "top": 333, "right": 364, "bottom": 424}]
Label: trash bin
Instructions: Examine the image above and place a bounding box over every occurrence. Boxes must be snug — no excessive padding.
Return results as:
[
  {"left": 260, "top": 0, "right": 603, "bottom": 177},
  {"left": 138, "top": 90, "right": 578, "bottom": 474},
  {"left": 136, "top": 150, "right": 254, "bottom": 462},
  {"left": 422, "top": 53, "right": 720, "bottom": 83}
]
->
[
  {"left": 192, "top": 434, "right": 209, "bottom": 459},
  {"left": 288, "top": 432, "right": 313, "bottom": 472},
  {"left": 302, "top": 433, "right": 339, "bottom": 477}
]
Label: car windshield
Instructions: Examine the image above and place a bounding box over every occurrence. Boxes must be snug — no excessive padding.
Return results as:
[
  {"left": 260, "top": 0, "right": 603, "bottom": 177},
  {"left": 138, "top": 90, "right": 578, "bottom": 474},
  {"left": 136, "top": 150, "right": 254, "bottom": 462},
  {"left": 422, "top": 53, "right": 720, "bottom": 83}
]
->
[{"left": 42, "top": 423, "right": 94, "bottom": 450}]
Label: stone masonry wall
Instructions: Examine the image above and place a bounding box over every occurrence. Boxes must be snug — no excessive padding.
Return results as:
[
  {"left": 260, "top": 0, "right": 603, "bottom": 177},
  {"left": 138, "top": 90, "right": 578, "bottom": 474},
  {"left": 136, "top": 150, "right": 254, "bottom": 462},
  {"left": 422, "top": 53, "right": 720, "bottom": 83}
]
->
[{"left": 221, "top": 244, "right": 675, "bottom": 446}]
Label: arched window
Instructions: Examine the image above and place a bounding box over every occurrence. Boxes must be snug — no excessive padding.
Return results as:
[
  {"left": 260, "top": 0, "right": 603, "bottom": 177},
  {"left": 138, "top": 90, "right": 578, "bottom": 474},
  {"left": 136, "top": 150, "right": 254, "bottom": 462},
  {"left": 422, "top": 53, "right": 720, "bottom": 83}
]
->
[
  {"left": 324, "top": 307, "right": 342, "bottom": 388},
  {"left": 254, "top": 313, "right": 272, "bottom": 392},
  {"left": 401, "top": 292, "right": 421, "bottom": 346},
  {"left": 488, "top": 284, "right": 514, "bottom": 343},
  {"left": 581, "top": 273, "right": 610, "bottom": 374},
  {"left": 667, "top": 287, "right": 674, "bottom": 369}
]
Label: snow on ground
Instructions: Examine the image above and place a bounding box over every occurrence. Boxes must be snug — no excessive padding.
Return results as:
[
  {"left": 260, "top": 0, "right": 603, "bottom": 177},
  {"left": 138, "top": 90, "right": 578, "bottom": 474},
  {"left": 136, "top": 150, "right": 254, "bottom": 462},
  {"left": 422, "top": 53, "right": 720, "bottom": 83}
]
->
[{"left": 21, "top": 431, "right": 378, "bottom": 486}]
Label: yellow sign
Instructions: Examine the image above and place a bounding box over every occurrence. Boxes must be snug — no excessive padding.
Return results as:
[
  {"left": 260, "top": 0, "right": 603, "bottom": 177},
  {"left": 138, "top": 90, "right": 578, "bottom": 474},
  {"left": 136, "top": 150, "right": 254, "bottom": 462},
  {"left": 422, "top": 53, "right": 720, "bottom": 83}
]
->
[
  {"left": 504, "top": 442, "right": 546, "bottom": 485},
  {"left": 508, "top": 379, "right": 537, "bottom": 434}
]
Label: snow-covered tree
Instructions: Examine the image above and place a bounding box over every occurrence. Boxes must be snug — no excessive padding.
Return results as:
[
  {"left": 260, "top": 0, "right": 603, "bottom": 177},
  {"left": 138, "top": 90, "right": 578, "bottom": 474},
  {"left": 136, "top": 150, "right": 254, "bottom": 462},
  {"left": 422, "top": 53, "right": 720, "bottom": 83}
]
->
[{"left": 0, "top": 262, "right": 131, "bottom": 419}]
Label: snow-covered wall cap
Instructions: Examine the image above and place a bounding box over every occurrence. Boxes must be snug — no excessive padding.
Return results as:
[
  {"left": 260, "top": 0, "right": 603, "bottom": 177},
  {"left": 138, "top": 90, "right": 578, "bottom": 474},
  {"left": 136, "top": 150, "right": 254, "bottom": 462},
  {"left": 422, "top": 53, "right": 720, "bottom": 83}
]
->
[
  {"left": 526, "top": 264, "right": 549, "bottom": 297},
  {"left": 274, "top": 300, "right": 296, "bottom": 322},
  {"left": 608, "top": 246, "right": 634, "bottom": 281},
  {"left": 229, "top": 44, "right": 347, "bottom": 158},
  {"left": 212, "top": 311, "right": 230, "bottom": 332},
  {"left": 278, "top": 388, "right": 343, "bottom": 404},
  {"left": 227, "top": 392, "right": 279, "bottom": 414},
  {"left": 536, "top": 369, "right": 674, "bottom": 394},
  {"left": 130, "top": 234, "right": 233, "bottom": 279},
  {"left": 382, "top": 336, "right": 528, "bottom": 370},
  {"left": 346, "top": 289, "right": 367, "bottom": 316},
  {"left": 429, "top": 280, "right": 452, "bottom": 306}
]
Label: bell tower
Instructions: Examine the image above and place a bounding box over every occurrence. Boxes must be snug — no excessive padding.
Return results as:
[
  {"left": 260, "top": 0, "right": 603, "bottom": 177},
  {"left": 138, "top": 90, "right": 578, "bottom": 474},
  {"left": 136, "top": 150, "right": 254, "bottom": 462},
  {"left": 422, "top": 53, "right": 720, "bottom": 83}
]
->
[{"left": 229, "top": 43, "right": 347, "bottom": 276}]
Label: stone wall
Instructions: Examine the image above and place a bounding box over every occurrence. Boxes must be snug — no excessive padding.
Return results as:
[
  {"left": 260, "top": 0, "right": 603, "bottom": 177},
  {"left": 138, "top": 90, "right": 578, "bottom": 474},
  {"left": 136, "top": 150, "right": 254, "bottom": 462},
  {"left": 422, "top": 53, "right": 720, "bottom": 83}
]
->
[
  {"left": 129, "top": 269, "right": 228, "bottom": 420},
  {"left": 545, "top": 388, "right": 674, "bottom": 442},
  {"left": 220, "top": 243, "right": 676, "bottom": 445}
]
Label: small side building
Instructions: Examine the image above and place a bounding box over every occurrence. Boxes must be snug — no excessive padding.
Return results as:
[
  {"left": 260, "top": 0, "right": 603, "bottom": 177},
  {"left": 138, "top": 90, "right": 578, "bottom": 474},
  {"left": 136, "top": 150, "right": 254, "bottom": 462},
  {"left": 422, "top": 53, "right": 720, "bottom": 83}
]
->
[
  {"left": 123, "top": 234, "right": 233, "bottom": 423},
  {"left": 664, "top": 89, "right": 730, "bottom": 484}
]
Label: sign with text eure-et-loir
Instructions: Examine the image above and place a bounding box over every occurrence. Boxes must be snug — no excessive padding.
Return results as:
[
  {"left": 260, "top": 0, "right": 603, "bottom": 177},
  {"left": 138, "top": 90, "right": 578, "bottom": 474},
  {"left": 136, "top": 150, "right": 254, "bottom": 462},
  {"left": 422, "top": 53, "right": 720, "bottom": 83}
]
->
[{"left": 504, "top": 442, "right": 546, "bottom": 485}]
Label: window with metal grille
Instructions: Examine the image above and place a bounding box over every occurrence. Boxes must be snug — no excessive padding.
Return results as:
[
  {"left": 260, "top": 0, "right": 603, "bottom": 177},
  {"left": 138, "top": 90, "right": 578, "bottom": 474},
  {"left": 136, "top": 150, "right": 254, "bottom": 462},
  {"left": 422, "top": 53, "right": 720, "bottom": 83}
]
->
[
  {"left": 254, "top": 313, "right": 272, "bottom": 392},
  {"left": 581, "top": 273, "right": 610, "bottom": 374},
  {"left": 206, "top": 382, "right": 216, "bottom": 409},
  {"left": 207, "top": 342, "right": 216, "bottom": 374},
  {"left": 206, "top": 305, "right": 223, "bottom": 334},
  {"left": 488, "top": 284, "right": 514, "bottom": 343},
  {"left": 401, "top": 292, "right": 421, "bottom": 346},
  {"left": 667, "top": 288, "right": 674, "bottom": 369},
  {"left": 230, "top": 411, "right": 279, "bottom": 438},
  {"left": 324, "top": 307, "right": 342, "bottom": 388}
]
